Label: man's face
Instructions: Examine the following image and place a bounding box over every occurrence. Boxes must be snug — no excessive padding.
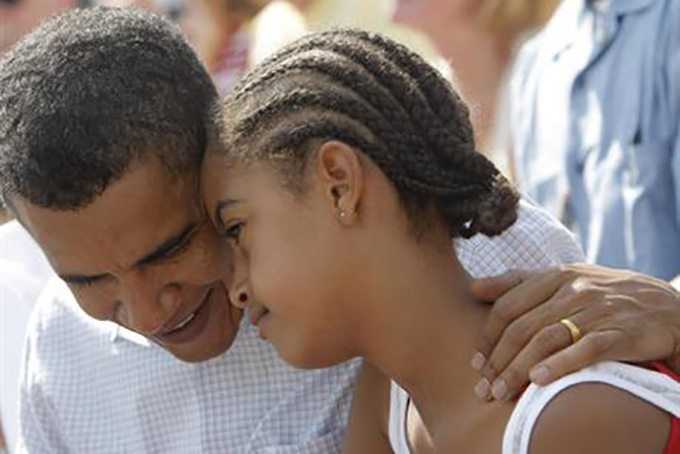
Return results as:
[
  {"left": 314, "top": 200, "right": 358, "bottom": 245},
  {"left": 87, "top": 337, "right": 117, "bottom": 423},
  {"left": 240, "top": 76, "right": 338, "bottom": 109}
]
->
[
  {"left": 0, "top": 0, "right": 76, "bottom": 54},
  {"left": 12, "top": 157, "right": 242, "bottom": 362}
]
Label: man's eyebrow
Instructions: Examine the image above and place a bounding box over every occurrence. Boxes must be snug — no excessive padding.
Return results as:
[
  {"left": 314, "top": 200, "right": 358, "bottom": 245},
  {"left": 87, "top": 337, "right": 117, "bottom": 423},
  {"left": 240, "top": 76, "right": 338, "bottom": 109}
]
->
[
  {"left": 135, "top": 222, "right": 198, "bottom": 266},
  {"left": 58, "top": 224, "right": 198, "bottom": 283},
  {"left": 214, "top": 199, "right": 240, "bottom": 233}
]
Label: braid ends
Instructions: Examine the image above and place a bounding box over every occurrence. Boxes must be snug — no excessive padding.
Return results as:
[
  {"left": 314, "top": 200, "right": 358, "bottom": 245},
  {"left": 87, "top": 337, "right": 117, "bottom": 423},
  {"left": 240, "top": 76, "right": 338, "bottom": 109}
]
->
[{"left": 462, "top": 172, "right": 520, "bottom": 239}]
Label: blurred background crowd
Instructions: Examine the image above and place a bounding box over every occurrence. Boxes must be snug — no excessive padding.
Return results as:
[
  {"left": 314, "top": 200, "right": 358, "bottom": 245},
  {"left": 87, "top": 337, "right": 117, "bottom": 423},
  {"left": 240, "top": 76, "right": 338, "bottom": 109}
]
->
[{"left": 0, "top": 0, "right": 563, "bottom": 182}]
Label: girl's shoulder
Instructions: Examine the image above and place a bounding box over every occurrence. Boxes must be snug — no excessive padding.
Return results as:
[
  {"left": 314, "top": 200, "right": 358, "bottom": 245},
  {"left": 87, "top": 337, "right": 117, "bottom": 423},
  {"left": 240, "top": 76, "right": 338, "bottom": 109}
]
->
[{"left": 503, "top": 361, "right": 680, "bottom": 454}]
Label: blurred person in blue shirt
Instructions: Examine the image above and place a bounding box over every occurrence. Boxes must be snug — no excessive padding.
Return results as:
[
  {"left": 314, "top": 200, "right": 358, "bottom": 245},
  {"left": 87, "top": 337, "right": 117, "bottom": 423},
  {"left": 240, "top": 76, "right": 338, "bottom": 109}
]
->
[{"left": 511, "top": 0, "right": 680, "bottom": 283}]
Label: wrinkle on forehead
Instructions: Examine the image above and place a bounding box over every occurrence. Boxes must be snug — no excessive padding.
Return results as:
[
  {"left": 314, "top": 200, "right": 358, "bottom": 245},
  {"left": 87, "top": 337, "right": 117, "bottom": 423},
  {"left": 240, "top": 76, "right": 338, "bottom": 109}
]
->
[{"left": 13, "top": 157, "right": 201, "bottom": 276}]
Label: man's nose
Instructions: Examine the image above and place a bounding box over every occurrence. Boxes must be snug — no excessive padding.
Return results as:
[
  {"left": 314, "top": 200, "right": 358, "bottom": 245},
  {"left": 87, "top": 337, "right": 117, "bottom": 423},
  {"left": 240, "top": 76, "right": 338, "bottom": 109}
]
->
[{"left": 117, "top": 278, "right": 181, "bottom": 336}]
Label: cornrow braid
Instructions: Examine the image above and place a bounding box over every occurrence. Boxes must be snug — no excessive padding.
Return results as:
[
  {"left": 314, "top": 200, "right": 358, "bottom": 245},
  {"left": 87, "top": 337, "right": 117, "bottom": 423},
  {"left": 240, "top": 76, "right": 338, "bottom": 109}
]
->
[
  {"left": 235, "top": 30, "right": 474, "bottom": 168},
  {"left": 218, "top": 28, "right": 520, "bottom": 238},
  {"left": 235, "top": 52, "right": 426, "bottom": 154},
  {"left": 235, "top": 82, "right": 458, "bottom": 187}
]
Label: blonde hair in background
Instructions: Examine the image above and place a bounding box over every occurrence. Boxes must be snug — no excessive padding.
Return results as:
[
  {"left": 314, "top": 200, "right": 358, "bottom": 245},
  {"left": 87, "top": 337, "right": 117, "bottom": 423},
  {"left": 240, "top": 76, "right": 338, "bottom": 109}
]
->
[
  {"left": 248, "top": 1, "right": 308, "bottom": 67},
  {"left": 304, "top": 0, "right": 452, "bottom": 81},
  {"left": 478, "top": 0, "right": 562, "bottom": 38}
]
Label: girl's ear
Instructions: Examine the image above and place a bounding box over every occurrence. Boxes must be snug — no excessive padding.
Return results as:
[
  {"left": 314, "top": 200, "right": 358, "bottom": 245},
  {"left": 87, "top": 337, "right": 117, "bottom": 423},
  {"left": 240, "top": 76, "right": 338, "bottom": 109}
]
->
[{"left": 315, "top": 140, "right": 363, "bottom": 225}]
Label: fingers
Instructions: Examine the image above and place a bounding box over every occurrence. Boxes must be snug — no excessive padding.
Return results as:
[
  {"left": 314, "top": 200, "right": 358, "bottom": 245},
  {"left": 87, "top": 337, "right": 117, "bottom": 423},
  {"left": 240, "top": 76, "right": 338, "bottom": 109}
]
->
[
  {"left": 477, "top": 302, "right": 559, "bottom": 383},
  {"left": 474, "top": 268, "right": 570, "bottom": 367},
  {"left": 492, "top": 318, "right": 574, "bottom": 399},
  {"left": 469, "top": 270, "right": 527, "bottom": 303},
  {"left": 528, "top": 330, "right": 621, "bottom": 385},
  {"left": 473, "top": 264, "right": 680, "bottom": 403},
  {"left": 475, "top": 312, "right": 585, "bottom": 400}
]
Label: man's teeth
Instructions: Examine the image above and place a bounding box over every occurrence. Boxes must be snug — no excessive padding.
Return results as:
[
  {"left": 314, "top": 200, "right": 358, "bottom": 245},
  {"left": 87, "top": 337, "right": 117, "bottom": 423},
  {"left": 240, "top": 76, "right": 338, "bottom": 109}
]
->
[{"left": 173, "top": 312, "right": 196, "bottom": 331}]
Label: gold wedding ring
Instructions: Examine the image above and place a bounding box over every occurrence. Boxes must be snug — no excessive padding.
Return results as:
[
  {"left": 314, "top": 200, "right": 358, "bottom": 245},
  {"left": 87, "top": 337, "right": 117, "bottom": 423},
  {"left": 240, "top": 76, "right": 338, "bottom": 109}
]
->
[{"left": 559, "top": 318, "right": 583, "bottom": 344}]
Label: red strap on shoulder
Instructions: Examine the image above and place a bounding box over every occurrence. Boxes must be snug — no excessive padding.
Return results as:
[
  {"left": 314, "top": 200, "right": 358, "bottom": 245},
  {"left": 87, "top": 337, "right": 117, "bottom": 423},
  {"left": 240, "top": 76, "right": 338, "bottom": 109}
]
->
[
  {"left": 664, "top": 418, "right": 680, "bottom": 454},
  {"left": 652, "top": 361, "right": 680, "bottom": 381},
  {"left": 648, "top": 362, "right": 680, "bottom": 454}
]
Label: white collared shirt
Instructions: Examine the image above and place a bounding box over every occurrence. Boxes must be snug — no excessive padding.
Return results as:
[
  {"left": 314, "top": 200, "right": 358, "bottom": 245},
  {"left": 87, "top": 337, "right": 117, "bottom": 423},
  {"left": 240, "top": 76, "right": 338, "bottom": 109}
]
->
[
  {"left": 0, "top": 221, "right": 53, "bottom": 452},
  {"left": 17, "top": 280, "right": 359, "bottom": 454}
]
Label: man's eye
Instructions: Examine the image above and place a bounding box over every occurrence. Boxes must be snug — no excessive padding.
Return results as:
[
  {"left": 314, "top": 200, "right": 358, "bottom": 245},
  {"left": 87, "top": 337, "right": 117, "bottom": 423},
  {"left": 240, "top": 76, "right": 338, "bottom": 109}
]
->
[
  {"left": 75, "top": 277, "right": 98, "bottom": 287},
  {"left": 68, "top": 275, "right": 101, "bottom": 287},
  {"left": 223, "top": 222, "right": 244, "bottom": 243}
]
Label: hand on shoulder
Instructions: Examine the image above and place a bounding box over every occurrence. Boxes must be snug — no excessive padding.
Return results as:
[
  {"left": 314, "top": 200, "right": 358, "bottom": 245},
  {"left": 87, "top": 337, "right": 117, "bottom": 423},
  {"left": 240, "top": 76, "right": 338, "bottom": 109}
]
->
[{"left": 471, "top": 265, "right": 680, "bottom": 400}]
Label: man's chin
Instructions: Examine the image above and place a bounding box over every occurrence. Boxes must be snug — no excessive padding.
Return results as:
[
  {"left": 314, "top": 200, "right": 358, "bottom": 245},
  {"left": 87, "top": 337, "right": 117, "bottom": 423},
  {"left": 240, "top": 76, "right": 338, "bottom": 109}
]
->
[
  {"left": 165, "top": 328, "right": 240, "bottom": 363},
  {"left": 166, "top": 303, "right": 244, "bottom": 362}
]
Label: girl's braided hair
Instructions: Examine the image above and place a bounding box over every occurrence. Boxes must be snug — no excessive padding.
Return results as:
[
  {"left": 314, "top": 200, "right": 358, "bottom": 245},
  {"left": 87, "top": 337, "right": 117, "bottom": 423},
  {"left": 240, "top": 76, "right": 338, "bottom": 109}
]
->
[{"left": 217, "top": 28, "right": 519, "bottom": 239}]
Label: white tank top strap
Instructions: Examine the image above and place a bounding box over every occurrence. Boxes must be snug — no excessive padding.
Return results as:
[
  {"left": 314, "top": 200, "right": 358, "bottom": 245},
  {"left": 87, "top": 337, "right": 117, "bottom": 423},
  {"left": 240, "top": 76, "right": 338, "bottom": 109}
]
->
[
  {"left": 389, "top": 381, "right": 413, "bottom": 454},
  {"left": 502, "top": 361, "right": 680, "bottom": 454}
]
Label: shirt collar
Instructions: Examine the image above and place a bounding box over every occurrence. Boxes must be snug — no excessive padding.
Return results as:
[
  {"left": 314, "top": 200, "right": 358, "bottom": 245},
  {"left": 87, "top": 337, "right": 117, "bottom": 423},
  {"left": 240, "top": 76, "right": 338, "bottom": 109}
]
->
[
  {"left": 542, "top": 0, "right": 658, "bottom": 58},
  {"left": 110, "top": 323, "right": 155, "bottom": 347},
  {"left": 56, "top": 278, "right": 155, "bottom": 347}
]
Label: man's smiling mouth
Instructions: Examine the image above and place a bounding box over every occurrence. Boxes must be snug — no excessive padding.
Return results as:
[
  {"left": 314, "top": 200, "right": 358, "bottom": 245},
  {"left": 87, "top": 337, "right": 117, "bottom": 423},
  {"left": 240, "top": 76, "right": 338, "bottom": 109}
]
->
[
  {"left": 155, "top": 288, "right": 214, "bottom": 344},
  {"left": 169, "top": 311, "right": 197, "bottom": 332}
]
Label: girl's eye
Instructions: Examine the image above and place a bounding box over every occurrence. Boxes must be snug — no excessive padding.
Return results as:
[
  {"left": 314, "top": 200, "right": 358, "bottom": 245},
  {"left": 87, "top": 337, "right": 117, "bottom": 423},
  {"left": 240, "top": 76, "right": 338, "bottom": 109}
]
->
[{"left": 223, "top": 222, "right": 244, "bottom": 244}]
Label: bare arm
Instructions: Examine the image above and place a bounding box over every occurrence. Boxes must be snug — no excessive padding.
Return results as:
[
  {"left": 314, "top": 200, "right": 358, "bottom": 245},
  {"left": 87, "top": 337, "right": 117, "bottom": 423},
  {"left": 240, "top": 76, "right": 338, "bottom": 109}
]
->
[
  {"left": 529, "top": 382, "right": 671, "bottom": 454},
  {"left": 469, "top": 264, "right": 680, "bottom": 400},
  {"left": 342, "top": 361, "right": 393, "bottom": 454}
]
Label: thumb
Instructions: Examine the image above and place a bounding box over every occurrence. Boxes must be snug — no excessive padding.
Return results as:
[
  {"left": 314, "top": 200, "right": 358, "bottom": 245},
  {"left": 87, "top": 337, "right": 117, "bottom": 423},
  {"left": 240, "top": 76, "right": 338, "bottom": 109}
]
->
[{"left": 469, "top": 270, "right": 526, "bottom": 303}]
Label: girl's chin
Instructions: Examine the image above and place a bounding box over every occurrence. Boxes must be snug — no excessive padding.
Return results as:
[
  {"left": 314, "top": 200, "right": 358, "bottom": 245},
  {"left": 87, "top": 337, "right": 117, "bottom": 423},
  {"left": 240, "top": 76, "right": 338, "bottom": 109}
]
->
[{"left": 273, "top": 340, "right": 355, "bottom": 370}]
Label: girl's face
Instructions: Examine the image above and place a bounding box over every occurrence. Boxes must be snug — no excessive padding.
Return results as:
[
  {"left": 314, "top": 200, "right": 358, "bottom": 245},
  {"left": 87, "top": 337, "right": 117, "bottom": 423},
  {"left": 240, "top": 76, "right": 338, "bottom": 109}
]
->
[{"left": 201, "top": 153, "right": 364, "bottom": 369}]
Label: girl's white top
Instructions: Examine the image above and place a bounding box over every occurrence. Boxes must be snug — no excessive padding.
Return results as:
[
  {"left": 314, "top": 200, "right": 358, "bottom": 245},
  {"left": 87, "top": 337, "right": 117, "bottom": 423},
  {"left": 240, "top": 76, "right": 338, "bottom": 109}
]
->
[{"left": 389, "top": 361, "right": 680, "bottom": 454}]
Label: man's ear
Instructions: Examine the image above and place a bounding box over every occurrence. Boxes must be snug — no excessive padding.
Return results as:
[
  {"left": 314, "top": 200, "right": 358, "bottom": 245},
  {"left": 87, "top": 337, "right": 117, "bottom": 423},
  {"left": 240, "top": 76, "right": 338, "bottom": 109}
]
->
[{"left": 315, "top": 140, "right": 363, "bottom": 224}]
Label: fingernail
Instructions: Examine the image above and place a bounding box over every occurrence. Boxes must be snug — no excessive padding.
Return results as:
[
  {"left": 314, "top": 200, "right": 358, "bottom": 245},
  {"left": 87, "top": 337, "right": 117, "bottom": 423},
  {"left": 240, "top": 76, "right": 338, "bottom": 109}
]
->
[
  {"left": 475, "top": 378, "right": 491, "bottom": 399},
  {"left": 471, "top": 352, "right": 486, "bottom": 371},
  {"left": 529, "top": 365, "right": 550, "bottom": 385},
  {"left": 492, "top": 379, "right": 507, "bottom": 400}
]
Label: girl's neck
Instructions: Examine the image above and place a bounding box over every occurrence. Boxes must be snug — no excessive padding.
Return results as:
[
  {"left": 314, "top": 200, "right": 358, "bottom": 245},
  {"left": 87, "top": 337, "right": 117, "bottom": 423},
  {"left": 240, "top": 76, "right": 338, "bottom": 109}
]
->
[{"left": 356, "top": 239, "right": 490, "bottom": 427}]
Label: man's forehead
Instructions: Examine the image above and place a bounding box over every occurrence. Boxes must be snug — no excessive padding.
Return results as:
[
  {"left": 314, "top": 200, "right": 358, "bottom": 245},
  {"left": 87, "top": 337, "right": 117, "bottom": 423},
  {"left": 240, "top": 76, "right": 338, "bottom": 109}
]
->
[{"left": 12, "top": 161, "right": 203, "bottom": 275}]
